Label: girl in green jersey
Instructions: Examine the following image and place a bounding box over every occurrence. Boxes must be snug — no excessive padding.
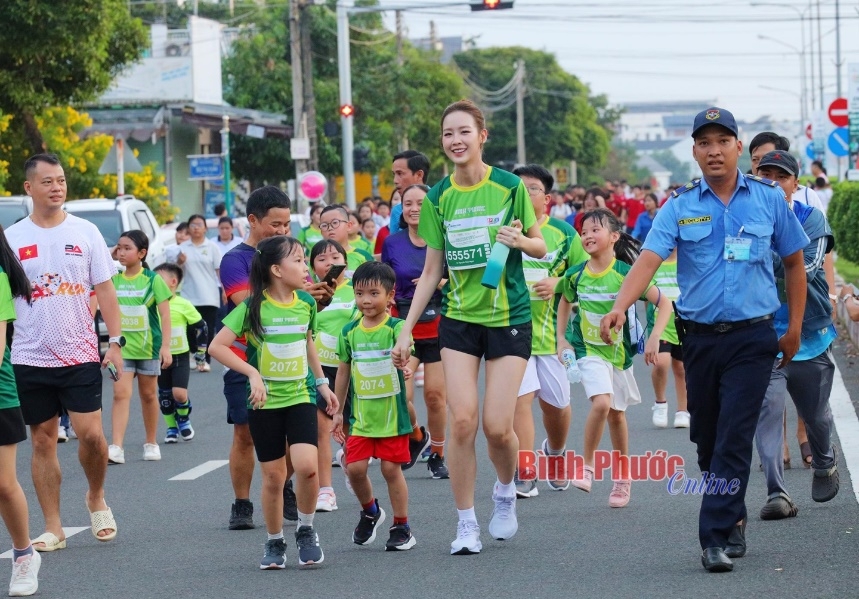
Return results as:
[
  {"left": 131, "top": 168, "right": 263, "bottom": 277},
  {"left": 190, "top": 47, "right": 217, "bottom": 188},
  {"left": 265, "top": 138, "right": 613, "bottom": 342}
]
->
[
  {"left": 209, "top": 236, "right": 338, "bottom": 569},
  {"left": 392, "top": 100, "right": 547, "bottom": 555},
  {"left": 556, "top": 209, "right": 671, "bottom": 508},
  {"left": 0, "top": 228, "right": 41, "bottom": 594}
]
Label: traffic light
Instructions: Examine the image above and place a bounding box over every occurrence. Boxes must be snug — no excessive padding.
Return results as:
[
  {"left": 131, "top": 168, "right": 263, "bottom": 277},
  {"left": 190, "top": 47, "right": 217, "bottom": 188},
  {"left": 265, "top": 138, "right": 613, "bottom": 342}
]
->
[
  {"left": 339, "top": 104, "right": 355, "bottom": 118},
  {"left": 470, "top": 0, "right": 514, "bottom": 11},
  {"left": 353, "top": 146, "right": 370, "bottom": 171}
]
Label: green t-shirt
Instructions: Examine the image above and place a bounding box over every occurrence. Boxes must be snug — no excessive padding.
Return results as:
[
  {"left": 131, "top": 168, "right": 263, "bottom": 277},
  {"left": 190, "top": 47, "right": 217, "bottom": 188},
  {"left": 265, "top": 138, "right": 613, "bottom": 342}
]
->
[
  {"left": 114, "top": 269, "right": 173, "bottom": 360},
  {"left": 299, "top": 225, "right": 324, "bottom": 254},
  {"left": 167, "top": 295, "right": 203, "bottom": 355},
  {"left": 419, "top": 166, "right": 537, "bottom": 327},
  {"left": 523, "top": 216, "right": 587, "bottom": 355},
  {"left": 351, "top": 236, "right": 373, "bottom": 255},
  {"left": 314, "top": 280, "right": 358, "bottom": 367},
  {"left": 222, "top": 290, "right": 317, "bottom": 409},
  {"left": 647, "top": 259, "right": 680, "bottom": 345},
  {"left": 337, "top": 315, "right": 411, "bottom": 438},
  {"left": 558, "top": 259, "right": 653, "bottom": 370},
  {"left": 345, "top": 247, "right": 374, "bottom": 278},
  {"left": 0, "top": 268, "right": 19, "bottom": 410}
]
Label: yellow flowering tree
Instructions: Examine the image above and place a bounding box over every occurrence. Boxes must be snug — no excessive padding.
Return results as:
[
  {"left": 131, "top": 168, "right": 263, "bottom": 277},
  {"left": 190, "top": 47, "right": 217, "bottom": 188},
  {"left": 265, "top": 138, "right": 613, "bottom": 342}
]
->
[{"left": 0, "top": 107, "right": 177, "bottom": 224}]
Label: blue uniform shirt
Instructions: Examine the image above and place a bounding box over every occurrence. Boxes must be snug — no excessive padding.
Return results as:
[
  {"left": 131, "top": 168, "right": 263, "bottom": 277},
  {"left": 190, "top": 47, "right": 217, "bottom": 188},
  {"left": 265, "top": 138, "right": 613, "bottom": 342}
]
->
[
  {"left": 389, "top": 203, "right": 403, "bottom": 235},
  {"left": 642, "top": 170, "right": 809, "bottom": 324}
]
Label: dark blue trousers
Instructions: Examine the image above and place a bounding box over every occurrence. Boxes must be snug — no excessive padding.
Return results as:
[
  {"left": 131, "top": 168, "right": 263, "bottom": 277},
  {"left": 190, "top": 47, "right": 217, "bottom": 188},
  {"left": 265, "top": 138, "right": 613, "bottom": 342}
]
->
[{"left": 683, "top": 319, "right": 779, "bottom": 550}]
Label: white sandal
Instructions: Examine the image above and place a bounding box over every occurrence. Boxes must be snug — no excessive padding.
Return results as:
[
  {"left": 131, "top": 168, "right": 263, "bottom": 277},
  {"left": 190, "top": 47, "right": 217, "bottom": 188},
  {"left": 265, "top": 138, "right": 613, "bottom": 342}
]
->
[{"left": 88, "top": 505, "right": 117, "bottom": 542}]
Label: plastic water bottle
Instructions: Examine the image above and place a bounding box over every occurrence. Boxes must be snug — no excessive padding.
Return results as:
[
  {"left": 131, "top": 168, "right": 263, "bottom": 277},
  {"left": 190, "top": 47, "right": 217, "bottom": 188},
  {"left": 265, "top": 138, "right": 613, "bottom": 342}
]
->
[
  {"left": 480, "top": 241, "right": 510, "bottom": 290},
  {"left": 561, "top": 348, "right": 582, "bottom": 384}
]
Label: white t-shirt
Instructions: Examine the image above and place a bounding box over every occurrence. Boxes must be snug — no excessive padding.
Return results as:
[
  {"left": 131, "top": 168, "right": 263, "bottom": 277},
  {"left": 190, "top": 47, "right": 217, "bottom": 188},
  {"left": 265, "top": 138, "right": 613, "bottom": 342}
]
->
[
  {"left": 550, "top": 204, "right": 573, "bottom": 219},
  {"left": 6, "top": 214, "right": 116, "bottom": 367},
  {"left": 178, "top": 239, "right": 222, "bottom": 306},
  {"left": 214, "top": 236, "right": 241, "bottom": 257},
  {"left": 793, "top": 185, "right": 825, "bottom": 212}
]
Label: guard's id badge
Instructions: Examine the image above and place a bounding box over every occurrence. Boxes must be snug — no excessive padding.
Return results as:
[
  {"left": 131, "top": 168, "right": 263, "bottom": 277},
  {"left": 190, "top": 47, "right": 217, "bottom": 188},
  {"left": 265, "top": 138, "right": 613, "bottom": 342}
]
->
[{"left": 723, "top": 237, "right": 751, "bottom": 261}]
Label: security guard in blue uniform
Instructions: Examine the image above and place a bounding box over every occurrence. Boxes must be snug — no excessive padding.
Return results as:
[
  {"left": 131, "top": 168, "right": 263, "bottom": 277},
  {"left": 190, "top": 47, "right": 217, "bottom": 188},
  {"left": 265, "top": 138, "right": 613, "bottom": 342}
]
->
[{"left": 599, "top": 107, "right": 809, "bottom": 573}]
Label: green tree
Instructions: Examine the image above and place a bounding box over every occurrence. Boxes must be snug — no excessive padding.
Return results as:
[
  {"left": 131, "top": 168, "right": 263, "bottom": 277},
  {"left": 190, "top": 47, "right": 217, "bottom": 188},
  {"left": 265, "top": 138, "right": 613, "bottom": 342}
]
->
[
  {"left": 597, "top": 141, "right": 651, "bottom": 184},
  {"left": 452, "top": 47, "right": 612, "bottom": 174},
  {"left": 0, "top": 0, "right": 148, "bottom": 154}
]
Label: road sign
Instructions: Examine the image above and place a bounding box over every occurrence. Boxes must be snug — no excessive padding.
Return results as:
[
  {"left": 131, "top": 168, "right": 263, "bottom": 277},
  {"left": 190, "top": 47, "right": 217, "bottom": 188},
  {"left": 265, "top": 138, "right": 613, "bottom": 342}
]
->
[
  {"left": 827, "top": 127, "right": 850, "bottom": 157},
  {"left": 805, "top": 123, "right": 813, "bottom": 140},
  {"left": 290, "top": 138, "right": 310, "bottom": 160},
  {"left": 828, "top": 97, "right": 849, "bottom": 127},
  {"left": 204, "top": 190, "right": 225, "bottom": 218},
  {"left": 806, "top": 142, "right": 815, "bottom": 160},
  {"left": 188, "top": 155, "right": 224, "bottom": 180}
]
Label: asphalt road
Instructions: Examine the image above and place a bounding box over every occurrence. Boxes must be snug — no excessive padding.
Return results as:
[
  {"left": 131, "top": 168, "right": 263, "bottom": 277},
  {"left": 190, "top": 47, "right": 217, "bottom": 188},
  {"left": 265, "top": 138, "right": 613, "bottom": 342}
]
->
[{"left": 3, "top": 348, "right": 858, "bottom": 599}]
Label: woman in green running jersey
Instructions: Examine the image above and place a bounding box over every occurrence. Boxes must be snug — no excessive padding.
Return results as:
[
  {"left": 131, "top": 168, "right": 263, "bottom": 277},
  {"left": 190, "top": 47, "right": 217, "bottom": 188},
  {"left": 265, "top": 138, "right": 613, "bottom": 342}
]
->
[{"left": 392, "top": 99, "right": 546, "bottom": 556}]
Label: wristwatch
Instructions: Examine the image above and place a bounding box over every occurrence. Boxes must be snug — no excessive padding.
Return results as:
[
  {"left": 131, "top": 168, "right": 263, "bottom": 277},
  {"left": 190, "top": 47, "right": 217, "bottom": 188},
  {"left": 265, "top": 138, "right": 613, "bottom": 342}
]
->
[
  {"left": 108, "top": 335, "right": 126, "bottom": 348},
  {"left": 315, "top": 377, "right": 330, "bottom": 387}
]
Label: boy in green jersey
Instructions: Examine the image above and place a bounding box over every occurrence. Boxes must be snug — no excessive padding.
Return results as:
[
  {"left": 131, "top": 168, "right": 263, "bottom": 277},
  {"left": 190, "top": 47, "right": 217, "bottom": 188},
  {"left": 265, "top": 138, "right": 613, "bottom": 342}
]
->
[
  {"left": 512, "top": 165, "right": 587, "bottom": 497},
  {"left": 645, "top": 249, "right": 689, "bottom": 429},
  {"left": 332, "top": 262, "right": 416, "bottom": 551},
  {"left": 155, "top": 263, "right": 208, "bottom": 443},
  {"left": 320, "top": 205, "right": 373, "bottom": 278}
]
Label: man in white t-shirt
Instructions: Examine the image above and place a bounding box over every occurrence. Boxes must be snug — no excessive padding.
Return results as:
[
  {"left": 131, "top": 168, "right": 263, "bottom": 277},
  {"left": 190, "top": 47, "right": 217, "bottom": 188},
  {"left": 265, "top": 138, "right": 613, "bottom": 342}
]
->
[{"left": 7, "top": 153, "right": 124, "bottom": 550}]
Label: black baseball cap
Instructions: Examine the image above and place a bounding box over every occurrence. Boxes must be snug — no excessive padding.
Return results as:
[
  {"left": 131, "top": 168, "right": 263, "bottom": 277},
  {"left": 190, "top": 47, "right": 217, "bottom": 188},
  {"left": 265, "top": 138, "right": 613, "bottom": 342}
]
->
[
  {"left": 757, "top": 151, "right": 799, "bottom": 177},
  {"left": 691, "top": 107, "right": 739, "bottom": 138}
]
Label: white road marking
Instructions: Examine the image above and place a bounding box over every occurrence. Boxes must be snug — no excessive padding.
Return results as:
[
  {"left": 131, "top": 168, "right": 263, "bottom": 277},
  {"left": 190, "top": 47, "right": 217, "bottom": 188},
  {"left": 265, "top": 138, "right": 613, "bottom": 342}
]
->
[
  {"left": 830, "top": 363, "right": 859, "bottom": 504},
  {"left": 1, "top": 527, "right": 89, "bottom": 559},
  {"left": 169, "top": 460, "right": 230, "bottom": 481}
]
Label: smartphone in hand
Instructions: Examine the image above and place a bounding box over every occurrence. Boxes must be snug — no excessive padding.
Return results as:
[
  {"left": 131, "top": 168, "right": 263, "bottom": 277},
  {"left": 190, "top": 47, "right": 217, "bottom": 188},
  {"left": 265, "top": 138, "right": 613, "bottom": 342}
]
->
[
  {"left": 323, "top": 264, "right": 347, "bottom": 287},
  {"left": 106, "top": 361, "right": 120, "bottom": 382}
]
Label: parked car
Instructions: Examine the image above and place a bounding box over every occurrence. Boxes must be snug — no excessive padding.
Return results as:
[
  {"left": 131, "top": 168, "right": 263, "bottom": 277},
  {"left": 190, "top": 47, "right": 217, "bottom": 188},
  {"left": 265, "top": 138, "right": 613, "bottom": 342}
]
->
[
  {"left": 0, "top": 196, "right": 33, "bottom": 230},
  {"left": 64, "top": 196, "right": 167, "bottom": 267},
  {"left": 160, "top": 214, "right": 308, "bottom": 255}
]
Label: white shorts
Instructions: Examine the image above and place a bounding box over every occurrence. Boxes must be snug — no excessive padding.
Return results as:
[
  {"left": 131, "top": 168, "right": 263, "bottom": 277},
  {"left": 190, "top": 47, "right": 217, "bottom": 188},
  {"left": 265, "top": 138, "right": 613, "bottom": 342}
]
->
[
  {"left": 577, "top": 356, "right": 641, "bottom": 412},
  {"left": 517, "top": 355, "right": 571, "bottom": 408}
]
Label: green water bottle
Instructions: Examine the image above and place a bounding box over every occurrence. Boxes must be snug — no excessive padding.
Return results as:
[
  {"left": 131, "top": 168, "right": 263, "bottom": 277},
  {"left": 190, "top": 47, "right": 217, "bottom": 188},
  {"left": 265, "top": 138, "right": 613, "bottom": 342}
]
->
[{"left": 480, "top": 241, "right": 510, "bottom": 290}]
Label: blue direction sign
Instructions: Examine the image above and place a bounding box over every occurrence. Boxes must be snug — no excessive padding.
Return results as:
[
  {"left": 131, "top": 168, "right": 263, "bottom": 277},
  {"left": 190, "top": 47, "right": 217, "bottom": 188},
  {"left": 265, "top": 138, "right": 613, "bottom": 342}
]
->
[
  {"left": 188, "top": 155, "right": 224, "bottom": 180},
  {"left": 806, "top": 142, "right": 815, "bottom": 161},
  {"left": 827, "top": 127, "right": 850, "bottom": 157}
]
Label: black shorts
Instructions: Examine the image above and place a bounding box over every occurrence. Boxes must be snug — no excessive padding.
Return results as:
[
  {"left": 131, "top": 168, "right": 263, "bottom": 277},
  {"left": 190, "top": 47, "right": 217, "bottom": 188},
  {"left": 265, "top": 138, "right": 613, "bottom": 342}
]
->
[
  {"left": 438, "top": 317, "right": 531, "bottom": 361},
  {"left": 413, "top": 337, "right": 442, "bottom": 364},
  {"left": 0, "top": 407, "right": 27, "bottom": 446},
  {"left": 658, "top": 340, "right": 684, "bottom": 362},
  {"left": 248, "top": 402, "right": 318, "bottom": 462},
  {"left": 158, "top": 352, "right": 191, "bottom": 390},
  {"left": 13, "top": 363, "right": 102, "bottom": 426},
  {"left": 223, "top": 368, "right": 249, "bottom": 425}
]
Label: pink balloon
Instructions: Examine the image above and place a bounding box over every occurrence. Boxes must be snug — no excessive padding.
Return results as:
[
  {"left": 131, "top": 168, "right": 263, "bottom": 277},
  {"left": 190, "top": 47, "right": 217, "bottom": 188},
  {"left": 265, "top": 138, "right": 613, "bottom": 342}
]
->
[{"left": 300, "top": 171, "right": 327, "bottom": 200}]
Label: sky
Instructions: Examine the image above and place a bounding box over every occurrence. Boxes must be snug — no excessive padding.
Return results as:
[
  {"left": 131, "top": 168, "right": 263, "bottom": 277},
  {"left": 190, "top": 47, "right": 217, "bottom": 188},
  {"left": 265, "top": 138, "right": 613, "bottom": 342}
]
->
[{"left": 379, "top": 0, "right": 859, "bottom": 125}]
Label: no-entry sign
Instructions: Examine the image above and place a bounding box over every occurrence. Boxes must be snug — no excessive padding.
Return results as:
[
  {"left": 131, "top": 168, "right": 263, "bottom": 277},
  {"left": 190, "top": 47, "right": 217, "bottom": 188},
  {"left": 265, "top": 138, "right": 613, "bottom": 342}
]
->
[{"left": 829, "top": 97, "right": 849, "bottom": 127}]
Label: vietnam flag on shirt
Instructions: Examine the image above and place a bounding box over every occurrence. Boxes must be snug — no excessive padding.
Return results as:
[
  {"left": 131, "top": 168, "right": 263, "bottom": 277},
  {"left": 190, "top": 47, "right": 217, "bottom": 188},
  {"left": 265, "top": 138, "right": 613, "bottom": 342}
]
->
[{"left": 18, "top": 245, "right": 38, "bottom": 260}]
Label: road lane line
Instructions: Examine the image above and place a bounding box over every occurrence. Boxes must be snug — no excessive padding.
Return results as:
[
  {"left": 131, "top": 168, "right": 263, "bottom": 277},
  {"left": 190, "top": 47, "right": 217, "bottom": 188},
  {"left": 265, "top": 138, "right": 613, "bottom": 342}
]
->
[
  {"left": 0, "top": 527, "right": 89, "bottom": 558},
  {"left": 831, "top": 364, "right": 859, "bottom": 504},
  {"left": 169, "top": 460, "right": 230, "bottom": 481}
]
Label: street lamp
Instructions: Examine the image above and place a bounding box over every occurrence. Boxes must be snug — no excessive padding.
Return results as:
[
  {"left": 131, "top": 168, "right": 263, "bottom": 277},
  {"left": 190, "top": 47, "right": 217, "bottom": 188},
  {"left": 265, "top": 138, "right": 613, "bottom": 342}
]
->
[{"left": 757, "top": 34, "right": 807, "bottom": 129}]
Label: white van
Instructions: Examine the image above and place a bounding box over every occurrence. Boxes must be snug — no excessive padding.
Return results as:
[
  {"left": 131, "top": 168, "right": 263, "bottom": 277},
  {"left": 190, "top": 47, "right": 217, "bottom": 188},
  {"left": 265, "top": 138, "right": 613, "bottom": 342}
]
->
[{"left": 64, "top": 196, "right": 167, "bottom": 267}]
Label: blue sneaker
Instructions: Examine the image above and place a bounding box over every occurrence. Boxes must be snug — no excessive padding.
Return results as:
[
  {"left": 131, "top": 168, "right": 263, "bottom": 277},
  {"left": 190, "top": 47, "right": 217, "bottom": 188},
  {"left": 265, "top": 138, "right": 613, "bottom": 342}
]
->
[
  {"left": 295, "top": 525, "right": 324, "bottom": 566},
  {"left": 420, "top": 446, "right": 432, "bottom": 463},
  {"left": 260, "top": 538, "right": 286, "bottom": 570},
  {"left": 164, "top": 428, "right": 179, "bottom": 444},
  {"left": 178, "top": 420, "right": 194, "bottom": 441}
]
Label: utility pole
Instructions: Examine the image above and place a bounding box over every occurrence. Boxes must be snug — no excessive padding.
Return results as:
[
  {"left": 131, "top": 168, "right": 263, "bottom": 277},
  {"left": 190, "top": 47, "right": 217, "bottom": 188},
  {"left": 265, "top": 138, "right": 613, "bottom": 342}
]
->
[
  {"left": 816, "top": 0, "right": 824, "bottom": 109},
  {"left": 396, "top": 10, "right": 408, "bottom": 151},
  {"left": 835, "top": 0, "right": 842, "bottom": 99},
  {"left": 289, "top": 0, "right": 308, "bottom": 179},
  {"left": 808, "top": 6, "right": 816, "bottom": 110},
  {"left": 336, "top": 1, "right": 356, "bottom": 207},
  {"left": 301, "top": 3, "right": 319, "bottom": 172},
  {"left": 516, "top": 60, "right": 526, "bottom": 166}
]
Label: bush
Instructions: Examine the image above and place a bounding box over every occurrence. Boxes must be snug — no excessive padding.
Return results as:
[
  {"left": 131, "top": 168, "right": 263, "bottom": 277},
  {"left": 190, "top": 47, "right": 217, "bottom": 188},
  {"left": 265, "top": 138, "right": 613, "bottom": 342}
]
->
[{"left": 828, "top": 181, "right": 859, "bottom": 263}]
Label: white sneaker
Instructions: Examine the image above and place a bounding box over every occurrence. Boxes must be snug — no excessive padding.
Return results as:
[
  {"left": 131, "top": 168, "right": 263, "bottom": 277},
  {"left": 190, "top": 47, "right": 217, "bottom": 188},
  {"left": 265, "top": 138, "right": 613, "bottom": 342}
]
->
[
  {"left": 198, "top": 362, "right": 211, "bottom": 373},
  {"left": 674, "top": 411, "right": 691, "bottom": 428},
  {"left": 488, "top": 484, "right": 518, "bottom": 540},
  {"left": 335, "top": 448, "right": 355, "bottom": 496},
  {"left": 108, "top": 444, "right": 125, "bottom": 464},
  {"left": 66, "top": 425, "right": 77, "bottom": 440},
  {"left": 315, "top": 489, "right": 338, "bottom": 512},
  {"left": 652, "top": 403, "right": 668, "bottom": 428},
  {"left": 57, "top": 423, "right": 68, "bottom": 443},
  {"left": 143, "top": 443, "right": 161, "bottom": 461},
  {"left": 450, "top": 519, "right": 482, "bottom": 555},
  {"left": 9, "top": 550, "right": 40, "bottom": 596}
]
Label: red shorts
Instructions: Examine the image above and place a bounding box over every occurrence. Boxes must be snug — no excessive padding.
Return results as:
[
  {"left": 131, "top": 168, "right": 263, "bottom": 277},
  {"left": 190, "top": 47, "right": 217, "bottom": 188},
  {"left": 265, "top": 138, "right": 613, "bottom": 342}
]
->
[{"left": 345, "top": 434, "right": 410, "bottom": 465}]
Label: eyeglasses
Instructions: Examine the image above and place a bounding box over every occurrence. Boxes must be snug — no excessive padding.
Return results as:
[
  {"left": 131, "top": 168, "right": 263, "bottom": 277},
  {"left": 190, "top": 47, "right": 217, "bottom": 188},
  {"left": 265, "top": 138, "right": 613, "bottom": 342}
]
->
[
  {"left": 525, "top": 185, "right": 545, "bottom": 196},
  {"left": 188, "top": 223, "right": 205, "bottom": 229},
  {"left": 319, "top": 219, "right": 345, "bottom": 232}
]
